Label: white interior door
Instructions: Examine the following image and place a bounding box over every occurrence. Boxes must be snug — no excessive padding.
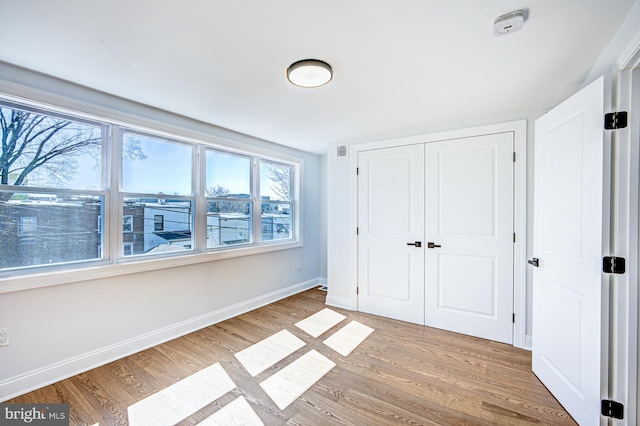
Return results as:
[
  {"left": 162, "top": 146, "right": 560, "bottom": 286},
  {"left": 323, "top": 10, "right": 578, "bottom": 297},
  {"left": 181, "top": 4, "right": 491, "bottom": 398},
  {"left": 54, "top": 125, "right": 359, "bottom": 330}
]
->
[
  {"left": 424, "top": 133, "right": 514, "bottom": 344},
  {"left": 357, "top": 144, "right": 425, "bottom": 324},
  {"left": 532, "top": 76, "right": 609, "bottom": 425}
]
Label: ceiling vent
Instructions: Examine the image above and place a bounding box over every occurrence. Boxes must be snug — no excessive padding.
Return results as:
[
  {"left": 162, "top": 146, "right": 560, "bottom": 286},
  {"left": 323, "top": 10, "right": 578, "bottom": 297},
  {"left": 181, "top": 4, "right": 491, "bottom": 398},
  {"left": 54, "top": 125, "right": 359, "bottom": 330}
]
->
[
  {"left": 336, "top": 145, "right": 349, "bottom": 158},
  {"left": 493, "top": 10, "right": 526, "bottom": 36}
]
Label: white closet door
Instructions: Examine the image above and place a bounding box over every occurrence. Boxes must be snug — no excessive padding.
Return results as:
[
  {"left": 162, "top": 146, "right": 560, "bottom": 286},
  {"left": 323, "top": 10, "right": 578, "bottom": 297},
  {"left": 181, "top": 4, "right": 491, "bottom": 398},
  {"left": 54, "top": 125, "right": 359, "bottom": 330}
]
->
[
  {"left": 424, "top": 133, "right": 514, "bottom": 344},
  {"left": 357, "top": 144, "right": 425, "bottom": 325}
]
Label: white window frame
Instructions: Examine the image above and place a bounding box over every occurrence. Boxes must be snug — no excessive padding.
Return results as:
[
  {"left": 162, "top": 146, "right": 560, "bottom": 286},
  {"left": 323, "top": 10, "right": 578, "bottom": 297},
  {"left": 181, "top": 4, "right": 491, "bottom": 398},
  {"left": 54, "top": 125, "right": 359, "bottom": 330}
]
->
[
  {"left": 203, "top": 149, "right": 299, "bottom": 250},
  {"left": 0, "top": 100, "right": 110, "bottom": 274},
  {"left": 118, "top": 129, "right": 197, "bottom": 261},
  {"left": 204, "top": 149, "right": 254, "bottom": 250},
  {"left": 258, "top": 158, "right": 296, "bottom": 245},
  {"left": 0, "top": 87, "right": 303, "bottom": 293}
]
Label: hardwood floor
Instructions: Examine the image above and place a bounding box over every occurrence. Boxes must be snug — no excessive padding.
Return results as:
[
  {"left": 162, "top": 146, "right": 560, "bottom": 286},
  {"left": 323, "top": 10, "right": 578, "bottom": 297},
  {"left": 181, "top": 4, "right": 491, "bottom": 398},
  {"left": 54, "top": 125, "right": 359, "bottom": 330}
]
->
[{"left": 7, "top": 289, "right": 576, "bottom": 425}]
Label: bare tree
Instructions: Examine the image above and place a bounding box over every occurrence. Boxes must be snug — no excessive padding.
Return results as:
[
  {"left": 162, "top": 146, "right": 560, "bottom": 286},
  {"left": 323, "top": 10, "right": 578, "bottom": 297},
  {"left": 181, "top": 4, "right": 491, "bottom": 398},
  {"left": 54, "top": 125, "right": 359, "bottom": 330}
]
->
[
  {"left": 264, "top": 164, "right": 291, "bottom": 200},
  {"left": 207, "top": 184, "right": 245, "bottom": 213},
  {"left": 206, "top": 184, "right": 229, "bottom": 197},
  {"left": 0, "top": 107, "right": 146, "bottom": 193}
]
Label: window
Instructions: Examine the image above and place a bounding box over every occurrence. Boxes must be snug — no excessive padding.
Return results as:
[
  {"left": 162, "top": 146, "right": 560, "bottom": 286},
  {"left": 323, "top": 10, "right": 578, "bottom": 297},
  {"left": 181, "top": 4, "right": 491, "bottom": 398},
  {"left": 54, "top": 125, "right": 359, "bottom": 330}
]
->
[
  {"left": 121, "top": 132, "right": 194, "bottom": 257},
  {"left": 260, "top": 160, "right": 294, "bottom": 241},
  {"left": 205, "top": 151, "right": 297, "bottom": 248},
  {"left": 154, "top": 215, "right": 164, "bottom": 231},
  {"left": 123, "top": 215, "right": 133, "bottom": 233},
  {"left": 0, "top": 99, "right": 300, "bottom": 277},
  {"left": 0, "top": 103, "right": 105, "bottom": 270},
  {"left": 206, "top": 150, "right": 252, "bottom": 248},
  {"left": 18, "top": 217, "right": 37, "bottom": 236}
]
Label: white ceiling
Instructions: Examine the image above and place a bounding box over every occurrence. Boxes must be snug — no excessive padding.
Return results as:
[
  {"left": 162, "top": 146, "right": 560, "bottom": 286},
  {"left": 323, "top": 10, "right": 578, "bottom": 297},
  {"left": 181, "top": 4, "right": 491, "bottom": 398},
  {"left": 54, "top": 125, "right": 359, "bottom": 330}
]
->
[{"left": 0, "top": 1, "right": 635, "bottom": 154}]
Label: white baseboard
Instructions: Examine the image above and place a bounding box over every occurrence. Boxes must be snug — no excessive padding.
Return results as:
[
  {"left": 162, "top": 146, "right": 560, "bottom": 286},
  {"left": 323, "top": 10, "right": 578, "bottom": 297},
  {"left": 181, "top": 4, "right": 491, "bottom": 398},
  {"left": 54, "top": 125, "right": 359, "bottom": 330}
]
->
[
  {"left": 325, "top": 294, "right": 354, "bottom": 311},
  {"left": 0, "top": 278, "right": 320, "bottom": 402},
  {"left": 525, "top": 335, "right": 533, "bottom": 351}
]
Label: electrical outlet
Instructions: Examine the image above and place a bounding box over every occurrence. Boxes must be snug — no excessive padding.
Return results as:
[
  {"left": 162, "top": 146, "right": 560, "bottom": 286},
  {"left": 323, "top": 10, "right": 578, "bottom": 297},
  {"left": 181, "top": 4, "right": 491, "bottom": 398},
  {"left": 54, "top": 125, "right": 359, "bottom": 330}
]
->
[{"left": 0, "top": 328, "right": 8, "bottom": 346}]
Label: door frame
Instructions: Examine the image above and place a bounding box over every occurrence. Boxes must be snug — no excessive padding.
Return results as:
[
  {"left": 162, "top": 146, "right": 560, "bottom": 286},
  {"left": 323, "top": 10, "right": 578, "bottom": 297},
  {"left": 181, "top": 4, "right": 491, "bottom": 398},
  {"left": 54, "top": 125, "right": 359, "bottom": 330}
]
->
[
  {"left": 612, "top": 43, "right": 640, "bottom": 425},
  {"left": 350, "top": 120, "right": 528, "bottom": 348}
]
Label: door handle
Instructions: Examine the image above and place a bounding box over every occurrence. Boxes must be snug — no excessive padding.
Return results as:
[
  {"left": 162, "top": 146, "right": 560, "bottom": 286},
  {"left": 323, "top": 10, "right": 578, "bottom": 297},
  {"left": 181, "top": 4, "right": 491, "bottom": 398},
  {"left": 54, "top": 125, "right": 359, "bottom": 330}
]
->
[
  {"left": 427, "top": 242, "right": 441, "bottom": 249},
  {"left": 528, "top": 258, "right": 539, "bottom": 267},
  {"left": 407, "top": 241, "right": 422, "bottom": 247}
]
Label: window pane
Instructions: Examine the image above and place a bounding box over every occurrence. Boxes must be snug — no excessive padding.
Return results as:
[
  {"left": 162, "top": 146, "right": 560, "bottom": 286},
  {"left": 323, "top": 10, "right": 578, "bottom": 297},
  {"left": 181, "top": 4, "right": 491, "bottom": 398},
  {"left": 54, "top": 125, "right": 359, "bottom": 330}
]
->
[
  {"left": 154, "top": 214, "right": 164, "bottom": 231},
  {"left": 0, "top": 191, "right": 103, "bottom": 269},
  {"left": 207, "top": 200, "right": 252, "bottom": 248},
  {"left": 123, "top": 133, "right": 192, "bottom": 195},
  {"left": 260, "top": 161, "right": 291, "bottom": 201},
  {"left": 123, "top": 198, "right": 193, "bottom": 256},
  {"left": 261, "top": 202, "right": 293, "bottom": 241},
  {"left": 0, "top": 105, "right": 102, "bottom": 190},
  {"left": 206, "top": 151, "right": 251, "bottom": 197},
  {"left": 123, "top": 215, "right": 133, "bottom": 233}
]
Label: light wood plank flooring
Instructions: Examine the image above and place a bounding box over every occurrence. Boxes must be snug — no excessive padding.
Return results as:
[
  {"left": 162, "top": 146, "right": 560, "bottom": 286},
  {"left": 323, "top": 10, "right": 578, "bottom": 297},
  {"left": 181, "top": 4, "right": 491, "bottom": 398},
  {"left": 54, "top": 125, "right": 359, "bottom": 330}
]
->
[{"left": 8, "top": 288, "right": 576, "bottom": 425}]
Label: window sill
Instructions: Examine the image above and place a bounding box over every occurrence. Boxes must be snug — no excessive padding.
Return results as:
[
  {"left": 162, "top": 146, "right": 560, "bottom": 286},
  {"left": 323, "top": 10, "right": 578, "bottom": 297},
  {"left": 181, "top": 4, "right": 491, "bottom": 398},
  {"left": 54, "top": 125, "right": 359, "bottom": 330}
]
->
[{"left": 0, "top": 240, "right": 302, "bottom": 294}]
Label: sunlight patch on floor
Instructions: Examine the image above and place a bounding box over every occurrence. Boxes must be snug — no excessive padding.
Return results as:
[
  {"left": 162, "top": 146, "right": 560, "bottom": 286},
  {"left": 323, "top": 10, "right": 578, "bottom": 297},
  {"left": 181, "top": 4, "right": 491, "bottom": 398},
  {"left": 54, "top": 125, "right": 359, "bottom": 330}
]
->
[
  {"left": 323, "top": 320, "right": 375, "bottom": 356},
  {"left": 294, "top": 308, "right": 346, "bottom": 338},
  {"left": 259, "top": 349, "right": 336, "bottom": 410},
  {"left": 127, "top": 363, "right": 235, "bottom": 425},
  {"left": 197, "top": 396, "right": 264, "bottom": 425},
  {"left": 234, "top": 330, "right": 305, "bottom": 377}
]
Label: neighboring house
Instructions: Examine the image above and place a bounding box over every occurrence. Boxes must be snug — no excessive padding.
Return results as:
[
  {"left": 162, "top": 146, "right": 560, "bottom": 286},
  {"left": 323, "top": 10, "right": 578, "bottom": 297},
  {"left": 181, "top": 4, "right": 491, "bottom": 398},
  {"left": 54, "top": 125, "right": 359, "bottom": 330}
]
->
[
  {"left": 140, "top": 200, "right": 193, "bottom": 253},
  {"left": 0, "top": 195, "right": 102, "bottom": 269},
  {"left": 0, "top": 196, "right": 292, "bottom": 268}
]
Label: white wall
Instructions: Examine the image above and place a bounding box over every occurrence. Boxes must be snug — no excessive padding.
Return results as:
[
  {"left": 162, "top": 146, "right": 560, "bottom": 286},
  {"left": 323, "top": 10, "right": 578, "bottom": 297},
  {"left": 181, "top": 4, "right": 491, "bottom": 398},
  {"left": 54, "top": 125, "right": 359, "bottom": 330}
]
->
[
  {"left": 0, "top": 63, "right": 324, "bottom": 400},
  {"left": 326, "top": 147, "right": 356, "bottom": 310}
]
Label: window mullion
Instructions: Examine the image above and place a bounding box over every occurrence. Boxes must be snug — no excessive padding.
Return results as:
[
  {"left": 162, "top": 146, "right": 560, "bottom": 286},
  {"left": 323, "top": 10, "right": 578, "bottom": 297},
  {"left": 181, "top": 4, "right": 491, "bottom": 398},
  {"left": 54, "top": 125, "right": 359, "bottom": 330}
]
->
[
  {"left": 100, "top": 124, "right": 112, "bottom": 261},
  {"left": 253, "top": 157, "right": 261, "bottom": 244},
  {"left": 195, "top": 145, "right": 206, "bottom": 252},
  {"left": 110, "top": 126, "right": 123, "bottom": 262}
]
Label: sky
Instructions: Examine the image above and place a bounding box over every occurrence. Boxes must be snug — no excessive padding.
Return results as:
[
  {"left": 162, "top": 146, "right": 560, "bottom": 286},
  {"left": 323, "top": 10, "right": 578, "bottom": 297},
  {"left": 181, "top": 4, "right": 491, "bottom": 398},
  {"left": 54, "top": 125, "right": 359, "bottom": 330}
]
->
[
  {"left": 122, "top": 135, "right": 283, "bottom": 198},
  {"left": 11, "top": 124, "right": 283, "bottom": 199},
  {"left": 123, "top": 135, "right": 193, "bottom": 195}
]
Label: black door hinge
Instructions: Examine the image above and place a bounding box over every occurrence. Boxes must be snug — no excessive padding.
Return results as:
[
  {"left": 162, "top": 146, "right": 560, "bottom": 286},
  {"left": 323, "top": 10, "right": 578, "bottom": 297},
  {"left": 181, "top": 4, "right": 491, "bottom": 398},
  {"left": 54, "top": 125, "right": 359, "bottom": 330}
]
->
[
  {"left": 603, "top": 256, "right": 626, "bottom": 274},
  {"left": 604, "top": 111, "right": 628, "bottom": 130},
  {"left": 601, "top": 399, "right": 624, "bottom": 419}
]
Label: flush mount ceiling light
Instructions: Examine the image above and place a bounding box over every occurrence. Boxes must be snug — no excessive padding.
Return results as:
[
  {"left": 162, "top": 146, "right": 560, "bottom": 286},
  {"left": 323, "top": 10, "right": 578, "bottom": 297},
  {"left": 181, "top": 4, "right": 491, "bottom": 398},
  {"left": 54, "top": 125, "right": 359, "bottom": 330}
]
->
[{"left": 287, "top": 59, "right": 333, "bottom": 88}]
